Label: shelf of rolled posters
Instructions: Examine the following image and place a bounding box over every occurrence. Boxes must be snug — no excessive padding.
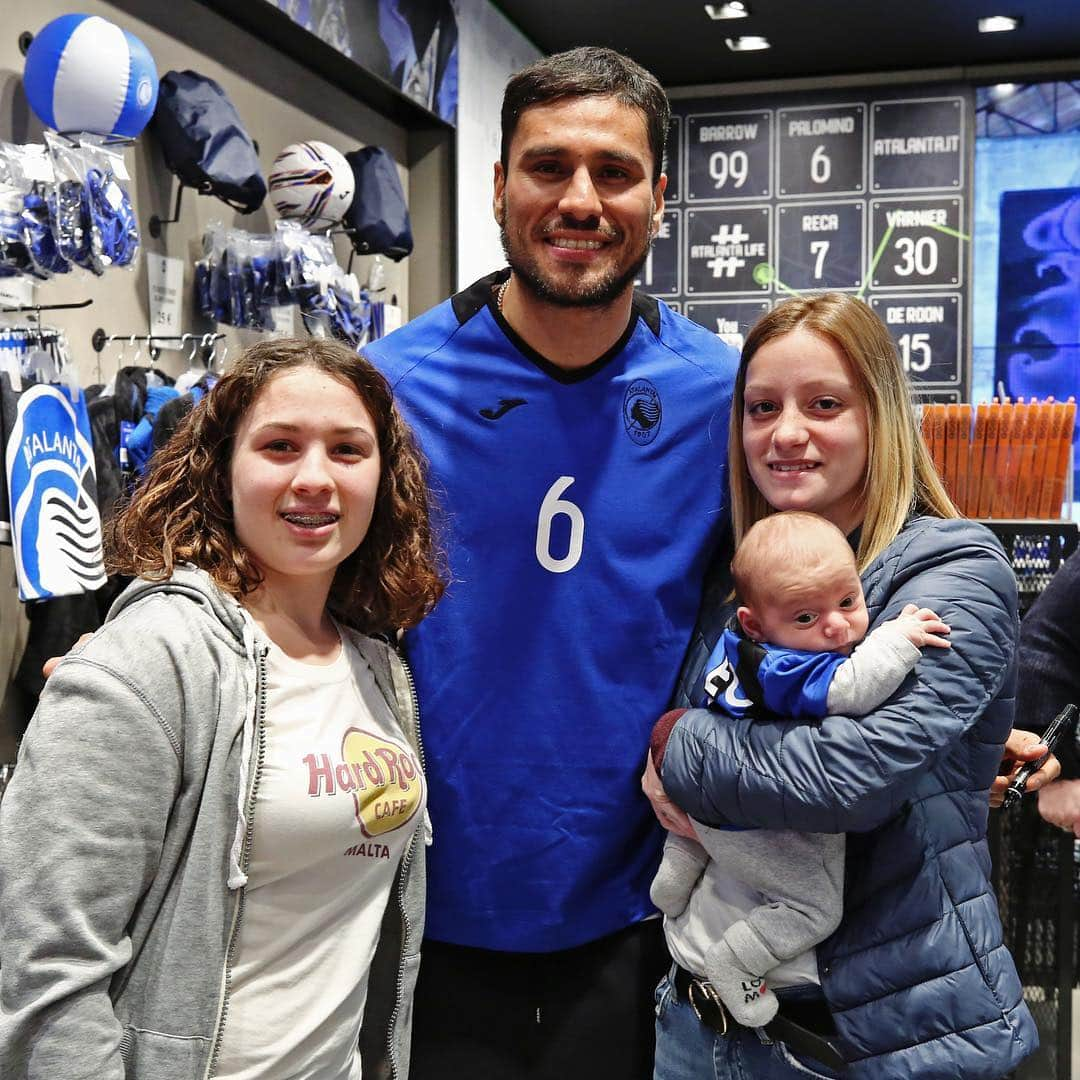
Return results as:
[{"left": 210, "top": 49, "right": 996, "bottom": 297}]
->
[{"left": 919, "top": 399, "right": 1075, "bottom": 520}]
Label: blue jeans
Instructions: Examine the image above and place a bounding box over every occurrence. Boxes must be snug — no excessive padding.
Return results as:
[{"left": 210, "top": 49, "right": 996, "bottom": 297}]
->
[{"left": 653, "top": 970, "right": 844, "bottom": 1080}]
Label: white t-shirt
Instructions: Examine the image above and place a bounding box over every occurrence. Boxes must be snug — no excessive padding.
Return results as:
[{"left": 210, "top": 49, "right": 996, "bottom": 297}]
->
[{"left": 215, "top": 629, "right": 426, "bottom": 1080}]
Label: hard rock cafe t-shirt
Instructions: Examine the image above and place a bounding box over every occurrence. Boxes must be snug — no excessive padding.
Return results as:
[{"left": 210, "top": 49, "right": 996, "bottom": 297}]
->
[{"left": 215, "top": 629, "right": 425, "bottom": 1079}]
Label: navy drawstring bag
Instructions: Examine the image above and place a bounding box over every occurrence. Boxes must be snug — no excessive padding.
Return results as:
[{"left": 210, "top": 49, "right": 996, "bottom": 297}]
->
[
  {"left": 150, "top": 71, "right": 267, "bottom": 214},
  {"left": 343, "top": 147, "right": 413, "bottom": 261}
]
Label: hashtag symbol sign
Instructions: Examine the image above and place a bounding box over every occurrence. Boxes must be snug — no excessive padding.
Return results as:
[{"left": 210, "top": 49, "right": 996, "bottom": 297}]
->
[
  {"left": 706, "top": 223, "right": 750, "bottom": 277},
  {"left": 708, "top": 256, "right": 745, "bottom": 277},
  {"left": 709, "top": 224, "right": 749, "bottom": 246}
]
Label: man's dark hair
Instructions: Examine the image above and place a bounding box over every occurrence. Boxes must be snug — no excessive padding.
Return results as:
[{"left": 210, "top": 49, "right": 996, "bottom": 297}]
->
[{"left": 500, "top": 47, "right": 671, "bottom": 186}]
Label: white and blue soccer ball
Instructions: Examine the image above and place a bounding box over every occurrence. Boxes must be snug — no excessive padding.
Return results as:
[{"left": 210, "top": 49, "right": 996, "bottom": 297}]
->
[
  {"left": 23, "top": 14, "right": 158, "bottom": 139},
  {"left": 268, "top": 141, "right": 355, "bottom": 231}
]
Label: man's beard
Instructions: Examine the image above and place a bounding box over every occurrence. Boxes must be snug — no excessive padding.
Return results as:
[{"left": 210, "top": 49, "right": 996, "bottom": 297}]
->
[{"left": 499, "top": 216, "right": 653, "bottom": 309}]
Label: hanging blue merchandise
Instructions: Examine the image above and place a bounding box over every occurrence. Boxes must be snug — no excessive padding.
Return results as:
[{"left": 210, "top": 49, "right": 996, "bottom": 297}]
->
[
  {"left": 2, "top": 378, "right": 107, "bottom": 601},
  {"left": 45, "top": 133, "right": 140, "bottom": 276},
  {"left": 195, "top": 222, "right": 370, "bottom": 347},
  {"left": 343, "top": 146, "right": 413, "bottom": 261},
  {"left": 23, "top": 14, "right": 158, "bottom": 139},
  {"left": 150, "top": 70, "right": 266, "bottom": 214}
]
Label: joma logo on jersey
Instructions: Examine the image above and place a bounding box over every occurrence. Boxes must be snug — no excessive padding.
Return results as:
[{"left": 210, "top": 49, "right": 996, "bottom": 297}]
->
[{"left": 622, "top": 379, "right": 662, "bottom": 445}]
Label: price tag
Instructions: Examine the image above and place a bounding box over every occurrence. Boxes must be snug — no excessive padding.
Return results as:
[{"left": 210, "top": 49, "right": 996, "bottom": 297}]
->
[
  {"left": 382, "top": 304, "right": 403, "bottom": 335},
  {"left": 103, "top": 180, "right": 124, "bottom": 212},
  {"left": 147, "top": 253, "right": 185, "bottom": 347},
  {"left": 107, "top": 148, "right": 131, "bottom": 182},
  {"left": 20, "top": 146, "right": 54, "bottom": 183},
  {"left": 270, "top": 305, "right": 296, "bottom": 337},
  {"left": 0, "top": 275, "right": 35, "bottom": 309}
]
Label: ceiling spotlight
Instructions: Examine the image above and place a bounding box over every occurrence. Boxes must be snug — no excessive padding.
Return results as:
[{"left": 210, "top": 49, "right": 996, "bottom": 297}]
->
[
  {"left": 978, "top": 15, "right": 1021, "bottom": 32},
  {"left": 992, "top": 82, "right": 1018, "bottom": 97},
  {"left": 725, "top": 34, "right": 770, "bottom": 51},
  {"left": 705, "top": 2, "right": 749, "bottom": 18}
]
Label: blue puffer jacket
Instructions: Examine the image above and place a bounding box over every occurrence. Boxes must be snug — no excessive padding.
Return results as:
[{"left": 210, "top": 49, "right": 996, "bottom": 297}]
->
[{"left": 664, "top": 515, "right": 1038, "bottom": 1079}]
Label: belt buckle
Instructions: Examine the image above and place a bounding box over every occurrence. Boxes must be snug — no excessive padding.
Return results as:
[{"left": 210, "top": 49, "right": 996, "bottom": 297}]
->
[{"left": 688, "top": 979, "right": 728, "bottom": 1036}]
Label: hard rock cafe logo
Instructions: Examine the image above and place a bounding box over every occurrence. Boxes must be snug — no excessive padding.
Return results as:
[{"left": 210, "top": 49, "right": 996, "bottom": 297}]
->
[{"left": 302, "top": 727, "right": 423, "bottom": 839}]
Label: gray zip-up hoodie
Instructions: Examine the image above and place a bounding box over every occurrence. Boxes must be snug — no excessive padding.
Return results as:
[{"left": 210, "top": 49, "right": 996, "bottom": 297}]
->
[{"left": 0, "top": 567, "right": 426, "bottom": 1080}]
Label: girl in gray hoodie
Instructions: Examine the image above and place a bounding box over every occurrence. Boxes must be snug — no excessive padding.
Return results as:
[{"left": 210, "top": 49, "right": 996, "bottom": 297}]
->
[{"left": 0, "top": 337, "right": 445, "bottom": 1080}]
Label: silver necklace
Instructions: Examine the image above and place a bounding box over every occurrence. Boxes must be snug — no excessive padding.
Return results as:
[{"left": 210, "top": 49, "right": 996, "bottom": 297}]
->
[{"left": 496, "top": 278, "right": 510, "bottom": 312}]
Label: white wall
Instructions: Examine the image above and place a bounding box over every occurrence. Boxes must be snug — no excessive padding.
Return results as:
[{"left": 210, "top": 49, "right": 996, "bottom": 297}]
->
[{"left": 454, "top": 0, "right": 541, "bottom": 289}]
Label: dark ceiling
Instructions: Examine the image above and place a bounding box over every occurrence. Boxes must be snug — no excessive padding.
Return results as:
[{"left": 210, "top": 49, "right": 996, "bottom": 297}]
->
[{"left": 490, "top": 1, "right": 1080, "bottom": 90}]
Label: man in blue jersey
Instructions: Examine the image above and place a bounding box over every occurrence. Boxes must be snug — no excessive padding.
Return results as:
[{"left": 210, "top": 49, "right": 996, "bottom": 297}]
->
[{"left": 363, "top": 47, "right": 739, "bottom": 1079}]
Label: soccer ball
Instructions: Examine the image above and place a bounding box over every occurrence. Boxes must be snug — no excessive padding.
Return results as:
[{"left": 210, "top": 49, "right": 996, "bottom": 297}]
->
[{"left": 268, "top": 141, "right": 355, "bottom": 230}]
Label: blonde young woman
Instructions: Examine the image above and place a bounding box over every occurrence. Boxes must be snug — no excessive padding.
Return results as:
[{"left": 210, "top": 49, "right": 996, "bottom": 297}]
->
[{"left": 644, "top": 294, "right": 1039, "bottom": 1079}]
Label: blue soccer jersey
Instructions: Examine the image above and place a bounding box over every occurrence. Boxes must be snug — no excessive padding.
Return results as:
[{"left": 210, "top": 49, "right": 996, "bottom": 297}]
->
[
  {"left": 701, "top": 627, "right": 848, "bottom": 719},
  {"left": 366, "top": 272, "right": 737, "bottom": 951}
]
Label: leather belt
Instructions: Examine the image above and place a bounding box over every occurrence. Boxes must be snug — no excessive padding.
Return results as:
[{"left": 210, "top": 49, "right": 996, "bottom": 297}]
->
[
  {"left": 671, "top": 965, "right": 848, "bottom": 1073},
  {"left": 672, "top": 963, "right": 729, "bottom": 1034}
]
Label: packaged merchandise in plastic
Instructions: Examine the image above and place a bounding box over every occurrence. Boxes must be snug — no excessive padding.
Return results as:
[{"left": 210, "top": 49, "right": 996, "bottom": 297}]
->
[
  {"left": 45, "top": 133, "right": 140, "bottom": 276},
  {"left": 45, "top": 133, "right": 94, "bottom": 272},
  {"left": 80, "top": 137, "right": 140, "bottom": 272},
  {"left": 196, "top": 220, "right": 370, "bottom": 345},
  {"left": 1, "top": 142, "right": 69, "bottom": 278},
  {"left": 0, "top": 145, "right": 38, "bottom": 277}
]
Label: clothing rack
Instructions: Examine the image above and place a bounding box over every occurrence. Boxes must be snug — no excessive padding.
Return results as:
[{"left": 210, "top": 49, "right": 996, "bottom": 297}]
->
[
  {"left": 0, "top": 326, "right": 61, "bottom": 341},
  {"left": 1, "top": 299, "right": 93, "bottom": 317},
  {"left": 90, "top": 329, "right": 225, "bottom": 354}
]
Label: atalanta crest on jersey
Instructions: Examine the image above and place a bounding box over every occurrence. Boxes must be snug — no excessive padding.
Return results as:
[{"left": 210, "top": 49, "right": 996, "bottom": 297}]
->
[{"left": 622, "top": 378, "right": 662, "bottom": 445}]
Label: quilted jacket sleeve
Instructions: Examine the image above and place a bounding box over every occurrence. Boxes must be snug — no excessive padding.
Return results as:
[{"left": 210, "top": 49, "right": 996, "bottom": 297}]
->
[{"left": 662, "top": 517, "right": 1018, "bottom": 834}]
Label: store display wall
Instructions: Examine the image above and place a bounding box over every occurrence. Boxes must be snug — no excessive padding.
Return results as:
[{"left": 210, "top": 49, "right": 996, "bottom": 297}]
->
[
  {"left": 656, "top": 82, "right": 975, "bottom": 405},
  {"left": 0, "top": 0, "right": 423, "bottom": 757}
]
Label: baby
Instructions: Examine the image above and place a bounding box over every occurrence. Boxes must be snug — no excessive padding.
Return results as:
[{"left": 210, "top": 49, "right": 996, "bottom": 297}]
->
[{"left": 650, "top": 510, "right": 951, "bottom": 1027}]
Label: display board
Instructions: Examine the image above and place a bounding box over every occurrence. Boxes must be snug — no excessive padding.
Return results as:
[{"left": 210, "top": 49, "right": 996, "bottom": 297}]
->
[{"left": 643, "top": 86, "right": 975, "bottom": 401}]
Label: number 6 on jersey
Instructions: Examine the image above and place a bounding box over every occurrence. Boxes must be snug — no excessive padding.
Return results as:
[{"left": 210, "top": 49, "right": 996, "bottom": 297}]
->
[{"left": 536, "top": 476, "right": 585, "bottom": 573}]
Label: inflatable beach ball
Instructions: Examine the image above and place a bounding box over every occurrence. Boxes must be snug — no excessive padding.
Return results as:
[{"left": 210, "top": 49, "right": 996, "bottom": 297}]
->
[
  {"left": 269, "top": 141, "right": 355, "bottom": 231},
  {"left": 24, "top": 14, "right": 158, "bottom": 138}
]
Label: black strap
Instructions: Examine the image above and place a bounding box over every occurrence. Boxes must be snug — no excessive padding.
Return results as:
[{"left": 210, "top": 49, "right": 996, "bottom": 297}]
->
[{"left": 671, "top": 965, "right": 848, "bottom": 1073}]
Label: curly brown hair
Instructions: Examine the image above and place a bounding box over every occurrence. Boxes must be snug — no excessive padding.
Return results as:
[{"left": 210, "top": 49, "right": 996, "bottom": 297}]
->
[{"left": 106, "top": 337, "right": 445, "bottom": 633}]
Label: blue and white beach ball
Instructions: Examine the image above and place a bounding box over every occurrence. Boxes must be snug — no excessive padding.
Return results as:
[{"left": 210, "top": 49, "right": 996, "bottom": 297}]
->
[{"left": 24, "top": 14, "right": 159, "bottom": 138}]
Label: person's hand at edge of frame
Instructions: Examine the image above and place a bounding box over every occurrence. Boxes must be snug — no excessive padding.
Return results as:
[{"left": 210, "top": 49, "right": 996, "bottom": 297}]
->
[
  {"left": 1037, "top": 778, "right": 1080, "bottom": 836},
  {"left": 41, "top": 632, "right": 94, "bottom": 680},
  {"left": 989, "top": 728, "right": 1061, "bottom": 808}
]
